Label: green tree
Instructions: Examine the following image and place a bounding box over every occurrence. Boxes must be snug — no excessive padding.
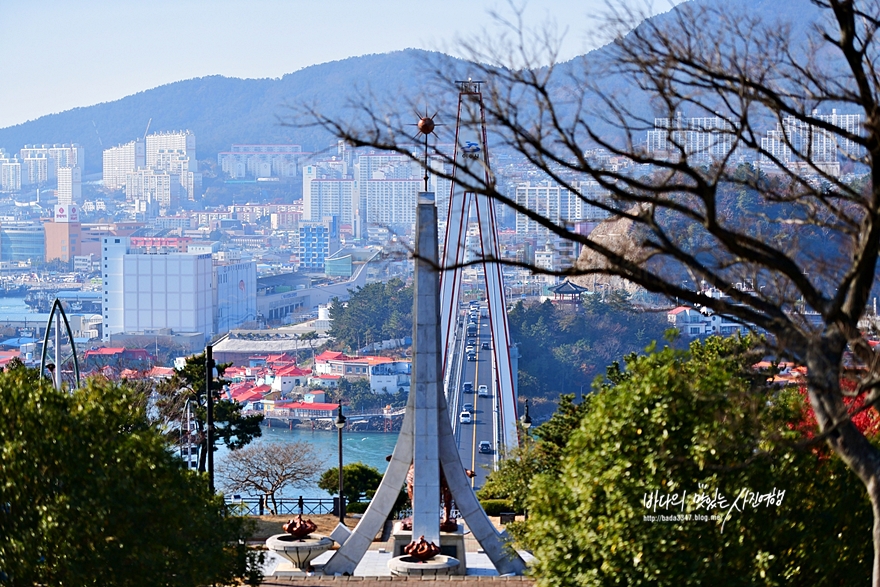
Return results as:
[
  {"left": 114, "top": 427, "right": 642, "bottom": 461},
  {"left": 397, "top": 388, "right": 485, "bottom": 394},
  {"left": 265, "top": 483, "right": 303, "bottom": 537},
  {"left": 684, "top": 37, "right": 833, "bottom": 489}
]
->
[
  {"left": 515, "top": 337, "right": 871, "bottom": 586},
  {"left": 328, "top": 278, "right": 413, "bottom": 351},
  {"left": 0, "top": 366, "right": 260, "bottom": 587},
  {"left": 154, "top": 352, "right": 263, "bottom": 472},
  {"left": 318, "top": 462, "right": 384, "bottom": 505}
]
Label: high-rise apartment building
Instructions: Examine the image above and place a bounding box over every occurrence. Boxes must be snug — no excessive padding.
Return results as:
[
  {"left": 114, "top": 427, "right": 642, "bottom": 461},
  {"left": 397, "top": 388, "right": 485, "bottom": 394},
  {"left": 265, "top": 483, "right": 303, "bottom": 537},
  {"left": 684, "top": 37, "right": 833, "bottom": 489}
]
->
[
  {"left": 103, "top": 131, "right": 200, "bottom": 201},
  {"left": 514, "top": 180, "right": 610, "bottom": 236},
  {"left": 56, "top": 166, "right": 82, "bottom": 206},
  {"left": 125, "top": 169, "right": 176, "bottom": 215},
  {"left": 761, "top": 109, "right": 862, "bottom": 165},
  {"left": 19, "top": 144, "right": 83, "bottom": 185},
  {"left": 218, "top": 144, "right": 304, "bottom": 179},
  {"left": 0, "top": 150, "right": 20, "bottom": 193},
  {"left": 103, "top": 139, "right": 145, "bottom": 190},
  {"left": 302, "top": 164, "right": 356, "bottom": 224},
  {"left": 298, "top": 218, "right": 340, "bottom": 272},
  {"left": 646, "top": 113, "right": 737, "bottom": 162},
  {"left": 146, "top": 130, "right": 201, "bottom": 200}
]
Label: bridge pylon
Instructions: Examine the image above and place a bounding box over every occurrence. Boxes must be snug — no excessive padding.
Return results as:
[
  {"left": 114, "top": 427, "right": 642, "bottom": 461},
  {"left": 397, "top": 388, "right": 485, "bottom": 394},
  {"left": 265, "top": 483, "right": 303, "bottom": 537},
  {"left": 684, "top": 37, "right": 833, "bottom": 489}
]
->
[{"left": 440, "top": 80, "right": 518, "bottom": 453}]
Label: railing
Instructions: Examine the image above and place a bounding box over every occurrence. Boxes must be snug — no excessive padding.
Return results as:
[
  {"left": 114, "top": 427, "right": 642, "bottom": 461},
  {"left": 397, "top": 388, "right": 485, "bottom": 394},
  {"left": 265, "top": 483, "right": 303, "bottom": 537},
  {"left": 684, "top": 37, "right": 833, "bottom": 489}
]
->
[{"left": 225, "top": 495, "right": 338, "bottom": 516}]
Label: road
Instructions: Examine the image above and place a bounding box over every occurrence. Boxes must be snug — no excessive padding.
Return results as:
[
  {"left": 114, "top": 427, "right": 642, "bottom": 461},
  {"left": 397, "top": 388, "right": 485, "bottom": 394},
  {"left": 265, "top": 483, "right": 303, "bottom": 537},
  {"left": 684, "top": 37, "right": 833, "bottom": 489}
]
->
[{"left": 449, "top": 303, "right": 497, "bottom": 492}]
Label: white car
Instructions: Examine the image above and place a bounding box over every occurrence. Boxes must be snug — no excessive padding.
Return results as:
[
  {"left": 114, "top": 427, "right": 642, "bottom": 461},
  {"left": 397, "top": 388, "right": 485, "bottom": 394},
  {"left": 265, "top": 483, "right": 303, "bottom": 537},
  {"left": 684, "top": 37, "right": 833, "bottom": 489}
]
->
[
  {"left": 465, "top": 345, "right": 475, "bottom": 353},
  {"left": 478, "top": 385, "right": 489, "bottom": 397},
  {"left": 459, "top": 411, "right": 472, "bottom": 424}
]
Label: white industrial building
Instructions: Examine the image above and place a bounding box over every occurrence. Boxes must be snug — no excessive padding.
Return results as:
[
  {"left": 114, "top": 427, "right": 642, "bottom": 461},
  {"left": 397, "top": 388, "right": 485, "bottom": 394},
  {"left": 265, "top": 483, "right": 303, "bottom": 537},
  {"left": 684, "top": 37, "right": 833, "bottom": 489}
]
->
[
  {"left": 214, "top": 261, "right": 258, "bottom": 335},
  {"left": 101, "top": 237, "right": 214, "bottom": 343}
]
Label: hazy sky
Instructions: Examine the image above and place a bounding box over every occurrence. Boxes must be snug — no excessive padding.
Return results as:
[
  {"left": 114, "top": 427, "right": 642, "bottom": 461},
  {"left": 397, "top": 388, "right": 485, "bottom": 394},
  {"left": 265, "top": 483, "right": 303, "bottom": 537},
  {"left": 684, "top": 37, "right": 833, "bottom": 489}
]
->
[{"left": 0, "top": 0, "right": 682, "bottom": 129}]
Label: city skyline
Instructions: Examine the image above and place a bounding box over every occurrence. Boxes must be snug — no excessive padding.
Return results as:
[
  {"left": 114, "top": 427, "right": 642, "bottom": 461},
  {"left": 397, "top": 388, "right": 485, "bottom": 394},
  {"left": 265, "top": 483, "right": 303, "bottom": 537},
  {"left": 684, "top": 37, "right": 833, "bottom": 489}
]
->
[{"left": 0, "top": 0, "right": 684, "bottom": 129}]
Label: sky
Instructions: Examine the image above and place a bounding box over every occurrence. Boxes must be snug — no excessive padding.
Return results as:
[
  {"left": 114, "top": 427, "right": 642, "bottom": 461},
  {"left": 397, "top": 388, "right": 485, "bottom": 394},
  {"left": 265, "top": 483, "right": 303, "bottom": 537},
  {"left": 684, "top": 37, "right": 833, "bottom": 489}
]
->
[{"left": 0, "top": 0, "right": 683, "bottom": 129}]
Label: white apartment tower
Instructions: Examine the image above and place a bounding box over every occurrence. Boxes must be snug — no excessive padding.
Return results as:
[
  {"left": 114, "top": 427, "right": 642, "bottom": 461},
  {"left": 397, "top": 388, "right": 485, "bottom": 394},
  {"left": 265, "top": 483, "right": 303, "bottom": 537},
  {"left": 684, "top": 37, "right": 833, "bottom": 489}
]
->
[
  {"left": 102, "top": 139, "right": 145, "bottom": 190},
  {"left": 217, "top": 144, "right": 304, "bottom": 179},
  {"left": 0, "top": 150, "right": 21, "bottom": 193},
  {"left": 302, "top": 164, "right": 356, "bottom": 224},
  {"left": 146, "top": 130, "right": 201, "bottom": 201},
  {"left": 125, "top": 169, "right": 176, "bottom": 215},
  {"left": 646, "top": 113, "right": 737, "bottom": 162},
  {"left": 19, "top": 144, "right": 84, "bottom": 185},
  {"left": 56, "top": 166, "right": 82, "bottom": 206},
  {"left": 514, "top": 180, "right": 610, "bottom": 236},
  {"left": 761, "top": 109, "right": 862, "bottom": 165}
]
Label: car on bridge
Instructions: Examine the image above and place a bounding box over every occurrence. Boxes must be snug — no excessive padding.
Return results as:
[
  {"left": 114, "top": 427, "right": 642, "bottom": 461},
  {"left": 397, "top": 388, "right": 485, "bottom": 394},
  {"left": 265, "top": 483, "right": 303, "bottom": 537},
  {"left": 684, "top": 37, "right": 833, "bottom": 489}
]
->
[
  {"left": 463, "top": 403, "right": 474, "bottom": 413},
  {"left": 463, "top": 381, "right": 474, "bottom": 393},
  {"left": 481, "top": 342, "right": 490, "bottom": 350},
  {"left": 479, "top": 441, "right": 492, "bottom": 454},
  {"left": 459, "top": 411, "right": 472, "bottom": 424},
  {"left": 468, "top": 352, "right": 477, "bottom": 361},
  {"left": 466, "top": 345, "right": 475, "bottom": 353},
  {"left": 478, "top": 384, "right": 489, "bottom": 397}
]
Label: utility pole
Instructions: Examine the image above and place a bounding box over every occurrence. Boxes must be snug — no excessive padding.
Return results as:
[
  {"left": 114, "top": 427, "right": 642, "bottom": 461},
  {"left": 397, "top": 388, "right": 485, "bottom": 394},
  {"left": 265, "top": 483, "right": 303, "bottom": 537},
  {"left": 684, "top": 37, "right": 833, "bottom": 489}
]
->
[{"left": 206, "top": 344, "right": 215, "bottom": 493}]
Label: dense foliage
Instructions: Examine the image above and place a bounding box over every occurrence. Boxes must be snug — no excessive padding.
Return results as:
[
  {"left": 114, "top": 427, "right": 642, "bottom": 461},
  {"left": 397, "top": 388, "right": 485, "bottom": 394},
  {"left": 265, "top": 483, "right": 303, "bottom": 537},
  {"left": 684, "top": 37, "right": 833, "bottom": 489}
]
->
[
  {"left": 0, "top": 366, "right": 260, "bottom": 586},
  {"left": 337, "top": 378, "right": 407, "bottom": 412},
  {"left": 318, "top": 462, "right": 385, "bottom": 505},
  {"left": 510, "top": 337, "right": 872, "bottom": 586},
  {"left": 154, "top": 352, "right": 263, "bottom": 472},
  {"left": 328, "top": 278, "right": 412, "bottom": 351},
  {"left": 507, "top": 294, "right": 671, "bottom": 417}
]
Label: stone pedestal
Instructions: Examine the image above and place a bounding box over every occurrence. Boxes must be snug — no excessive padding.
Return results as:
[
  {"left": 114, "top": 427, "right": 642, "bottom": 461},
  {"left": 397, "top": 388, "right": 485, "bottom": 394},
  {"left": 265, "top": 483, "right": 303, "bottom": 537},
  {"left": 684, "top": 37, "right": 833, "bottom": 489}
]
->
[
  {"left": 266, "top": 534, "right": 333, "bottom": 575},
  {"left": 391, "top": 522, "right": 466, "bottom": 575},
  {"left": 388, "top": 554, "right": 460, "bottom": 576}
]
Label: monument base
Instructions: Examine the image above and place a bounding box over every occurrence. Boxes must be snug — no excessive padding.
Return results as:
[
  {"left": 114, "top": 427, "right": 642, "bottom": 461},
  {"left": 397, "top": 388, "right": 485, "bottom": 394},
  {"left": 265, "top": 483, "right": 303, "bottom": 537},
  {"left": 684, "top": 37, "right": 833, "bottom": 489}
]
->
[
  {"left": 388, "top": 554, "right": 460, "bottom": 576},
  {"left": 391, "top": 522, "right": 466, "bottom": 575}
]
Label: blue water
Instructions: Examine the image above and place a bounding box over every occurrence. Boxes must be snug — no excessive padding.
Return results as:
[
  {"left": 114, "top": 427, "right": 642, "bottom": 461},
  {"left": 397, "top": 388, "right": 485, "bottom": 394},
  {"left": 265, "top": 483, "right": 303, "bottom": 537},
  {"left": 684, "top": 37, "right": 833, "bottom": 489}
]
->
[{"left": 216, "top": 425, "right": 400, "bottom": 499}]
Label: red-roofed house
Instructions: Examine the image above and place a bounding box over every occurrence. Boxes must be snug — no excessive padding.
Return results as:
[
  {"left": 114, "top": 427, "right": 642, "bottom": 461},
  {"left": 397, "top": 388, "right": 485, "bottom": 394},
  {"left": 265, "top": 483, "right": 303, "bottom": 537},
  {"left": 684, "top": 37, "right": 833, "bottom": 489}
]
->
[
  {"left": 271, "top": 365, "right": 312, "bottom": 394},
  {"left": 83, "top": 347, "right": 153, "bottom": 371},
  {"left": 314, "top": 351, "right": 394, "bottom": 379},
  {"left": 0, "top": 350, "right": 21, "bottom": 368}
]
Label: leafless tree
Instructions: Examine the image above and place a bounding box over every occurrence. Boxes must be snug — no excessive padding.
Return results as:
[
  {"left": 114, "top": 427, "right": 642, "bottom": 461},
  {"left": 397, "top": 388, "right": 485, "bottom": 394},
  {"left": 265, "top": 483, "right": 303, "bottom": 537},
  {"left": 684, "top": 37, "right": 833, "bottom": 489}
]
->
[
  {"left": 302, "top": 0, "right": 880, "bottom": 581},
  {"left": 217, "top": 441, "right": 322, "bottom": 514}
]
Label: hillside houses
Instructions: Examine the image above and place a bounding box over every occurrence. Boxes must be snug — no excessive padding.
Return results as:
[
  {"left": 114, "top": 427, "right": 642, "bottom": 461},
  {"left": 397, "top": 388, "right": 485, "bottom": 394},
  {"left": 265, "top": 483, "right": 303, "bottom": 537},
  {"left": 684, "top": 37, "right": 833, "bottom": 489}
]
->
[{"left": 218, "top": 348, "right": 411, "bottom": 417}]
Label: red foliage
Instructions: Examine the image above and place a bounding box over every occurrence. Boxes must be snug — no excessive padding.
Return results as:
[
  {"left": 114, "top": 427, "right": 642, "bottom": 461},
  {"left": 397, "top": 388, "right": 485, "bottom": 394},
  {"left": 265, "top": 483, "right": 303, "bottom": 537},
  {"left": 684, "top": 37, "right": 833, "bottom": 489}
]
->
[{"left": 796, "top": 378, "right": 880, "bottom": 438}]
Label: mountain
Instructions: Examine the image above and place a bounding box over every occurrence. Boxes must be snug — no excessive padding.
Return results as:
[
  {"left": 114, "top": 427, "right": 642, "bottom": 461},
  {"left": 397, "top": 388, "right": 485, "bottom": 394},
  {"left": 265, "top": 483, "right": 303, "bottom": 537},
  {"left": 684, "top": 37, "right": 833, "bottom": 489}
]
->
[
  {"left": 0, "top": 50, "right": 475, "bottom": 175},
  {"left": 0, "top": 0, "right": 822, "bottom": 175}
]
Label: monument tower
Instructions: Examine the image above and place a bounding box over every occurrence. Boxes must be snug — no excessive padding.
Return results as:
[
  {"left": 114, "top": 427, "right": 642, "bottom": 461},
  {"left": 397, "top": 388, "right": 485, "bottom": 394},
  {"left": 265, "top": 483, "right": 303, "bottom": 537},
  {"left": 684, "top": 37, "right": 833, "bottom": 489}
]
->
[{"left": 321, "top": 92, "right": 526, "bottom": 576}]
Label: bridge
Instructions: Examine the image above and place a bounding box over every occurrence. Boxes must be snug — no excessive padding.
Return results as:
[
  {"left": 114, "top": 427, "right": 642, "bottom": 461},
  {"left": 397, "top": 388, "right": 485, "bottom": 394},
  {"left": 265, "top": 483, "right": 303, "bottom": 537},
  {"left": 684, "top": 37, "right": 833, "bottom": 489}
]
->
[{"left": 439, "top": 81, "right": 520, "bottom": 490}]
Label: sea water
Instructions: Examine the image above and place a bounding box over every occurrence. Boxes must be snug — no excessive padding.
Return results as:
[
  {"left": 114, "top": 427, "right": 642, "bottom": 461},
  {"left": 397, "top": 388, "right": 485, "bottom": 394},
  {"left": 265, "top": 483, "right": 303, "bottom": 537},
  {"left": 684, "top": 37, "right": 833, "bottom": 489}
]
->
[{"left": 215, "top": 425, "right": 400, "bottom": 499}]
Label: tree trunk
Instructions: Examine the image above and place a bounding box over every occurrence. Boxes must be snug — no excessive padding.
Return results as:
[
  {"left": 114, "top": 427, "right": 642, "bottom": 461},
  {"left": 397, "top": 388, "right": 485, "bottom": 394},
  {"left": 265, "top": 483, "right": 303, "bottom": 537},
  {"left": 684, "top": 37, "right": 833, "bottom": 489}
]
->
[
  {"left": 806, "top": 332, "right": 880, "bottom": 586},
  {"left": 872, "top": 482, "right": 880, "bottom": 587},
  {"left": 270, "top": 493, "right": 278, "bottom": 516}
]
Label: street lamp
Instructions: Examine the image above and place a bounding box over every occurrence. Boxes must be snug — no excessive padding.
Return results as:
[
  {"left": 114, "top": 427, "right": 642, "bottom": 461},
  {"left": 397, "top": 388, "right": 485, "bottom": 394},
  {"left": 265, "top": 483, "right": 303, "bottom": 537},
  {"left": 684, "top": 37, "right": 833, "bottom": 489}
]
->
[
  {"left": 335, "top": 402, "right": 347, "bottom": 524},
  {"left": 520, "top": 398, "right": 532, "bottom": 520},
  {"left": 520, "top": 398, "right": 532, "bottom": 432}
]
